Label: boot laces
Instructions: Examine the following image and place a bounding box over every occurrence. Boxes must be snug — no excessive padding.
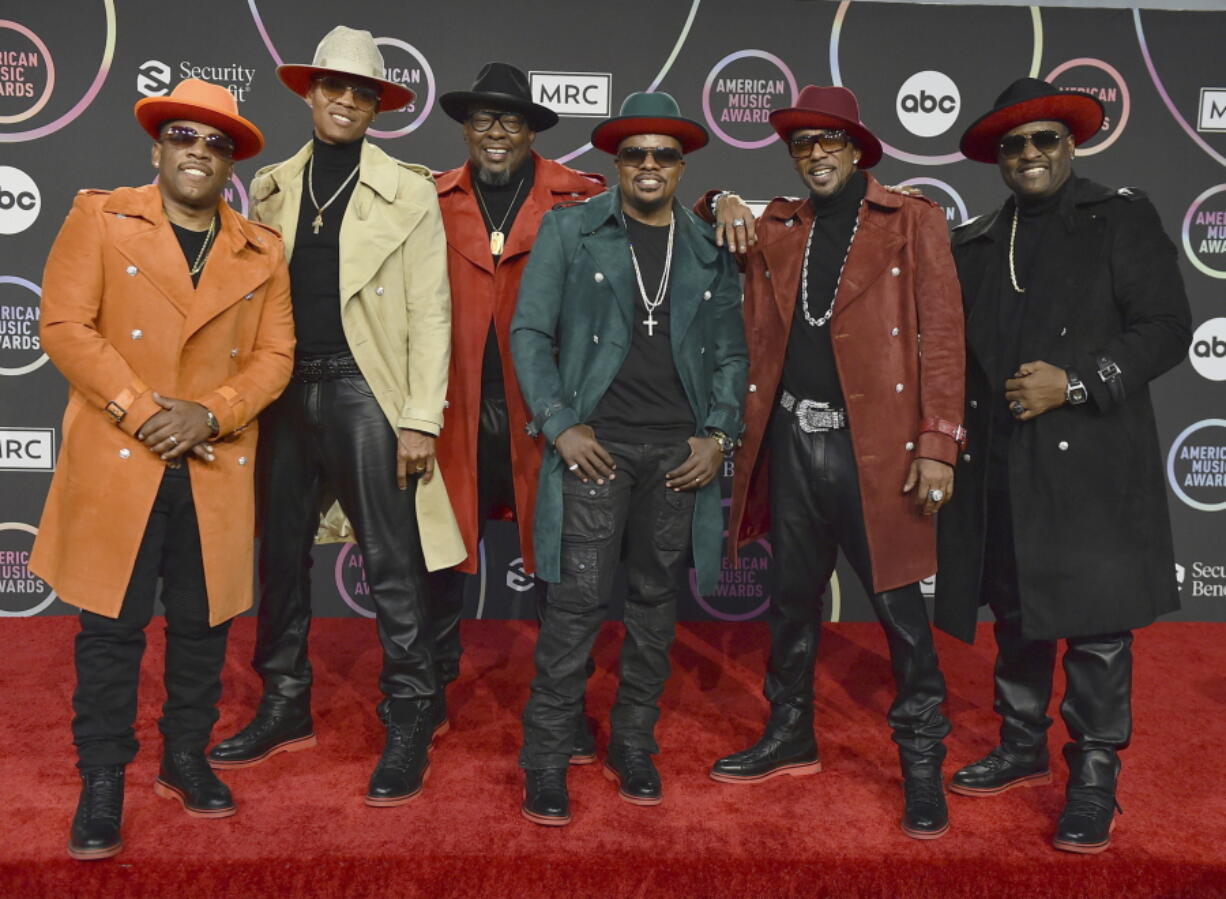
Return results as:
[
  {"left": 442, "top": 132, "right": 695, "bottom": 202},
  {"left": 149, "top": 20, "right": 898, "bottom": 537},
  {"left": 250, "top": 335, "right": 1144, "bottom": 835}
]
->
[
  {"left": 905, "top": 773, "right": 944, "bottom": 806},
  {"left": 382, "top": 714, "right": 429, "bottom": 771},
  {"left": 82, "top": 768, "right": 123, "bottom": 822},
  {"left": 533, "top": 767, "right": 568, "bottom": 793},
  {"left": 170, "top": 751, "right": 216, "bottom": 790}
]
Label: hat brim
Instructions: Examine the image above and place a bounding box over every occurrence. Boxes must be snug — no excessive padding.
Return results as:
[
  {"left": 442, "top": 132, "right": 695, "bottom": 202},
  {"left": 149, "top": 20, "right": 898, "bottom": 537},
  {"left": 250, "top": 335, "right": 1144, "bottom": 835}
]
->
[
  {"left": 134, "top": 98, "right": 264, "bottom": 160},
  {"left": 276, "top": 64, "right": 415, "bottom": 113},
  {"left": 590, "top": 116, "right": 709, "bottom": 155},
  {"left": 959, "top": 93, "right": 1104, "bottom": 164},
  {"left": 768, "top": 109, "right": 882, "bottom": 169},
  {"left": 439, "top": 90, "right": 559, "bottom": 132}
]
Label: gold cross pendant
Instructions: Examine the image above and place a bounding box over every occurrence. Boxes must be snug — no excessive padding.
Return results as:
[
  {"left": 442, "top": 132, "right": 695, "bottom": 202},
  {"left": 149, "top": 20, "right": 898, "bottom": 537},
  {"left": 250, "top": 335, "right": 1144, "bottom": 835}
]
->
[{"left": 312, "top": 213, "right": 323, "bottom": 235}]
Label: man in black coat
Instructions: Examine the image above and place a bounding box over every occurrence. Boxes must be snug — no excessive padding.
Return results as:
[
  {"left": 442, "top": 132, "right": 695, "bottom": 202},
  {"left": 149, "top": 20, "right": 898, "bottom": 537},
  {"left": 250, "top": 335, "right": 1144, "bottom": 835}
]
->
[{"left": 935, "top": 78, "right": 1191, "bottom": 854}]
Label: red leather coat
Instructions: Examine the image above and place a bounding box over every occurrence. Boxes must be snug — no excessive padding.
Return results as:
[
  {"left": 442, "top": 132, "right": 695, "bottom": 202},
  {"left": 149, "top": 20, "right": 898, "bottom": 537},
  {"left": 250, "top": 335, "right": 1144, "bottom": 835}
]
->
[
  {"left": 703, "top": 174, "right": 965, "bottom": 592},
  {"left": 434, "top": 152, "right": 604, "bottom": 573}
]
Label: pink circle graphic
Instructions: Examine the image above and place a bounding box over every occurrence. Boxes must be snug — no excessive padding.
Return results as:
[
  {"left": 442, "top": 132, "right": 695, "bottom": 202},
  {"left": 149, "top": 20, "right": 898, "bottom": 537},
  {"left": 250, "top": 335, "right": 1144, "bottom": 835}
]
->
[
  {"left": 334, "top": 544, "right": 376, "bottom": 618},
  {"left": 1044, "top": 58, "right": 1130, "bottom": 156},
  {"left": 1182, "top": 183, "right": 1226, "bottom": 280},
  {"left": 702, "top": 50, "right": 798, "bottom": 150},
  {"left": 690, "top": 536, "right": 773, "bottom": 621},
  {"left": 0, "top": 21, "right": 55, "bottom": 124},
  {"left": 368, "top": 37, "right": 435, "bottom": 140}
]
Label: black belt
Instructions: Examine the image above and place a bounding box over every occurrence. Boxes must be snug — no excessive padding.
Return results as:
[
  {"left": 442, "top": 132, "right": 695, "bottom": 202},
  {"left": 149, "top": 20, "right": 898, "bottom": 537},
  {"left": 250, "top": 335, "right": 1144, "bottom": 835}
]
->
[{"left": 293, "top": 353, "right": 363, "bottom": 382}]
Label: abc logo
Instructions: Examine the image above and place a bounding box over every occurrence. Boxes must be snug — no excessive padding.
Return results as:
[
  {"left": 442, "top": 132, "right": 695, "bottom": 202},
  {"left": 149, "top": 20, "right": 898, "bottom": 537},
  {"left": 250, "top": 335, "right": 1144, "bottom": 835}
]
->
[
  {"left": 1190, "top": 317, "right": 1226, "bottom": 381},
  {"left": 0, "top": 166, "right": 40, "bottom": 235},
  {"left": 896, "top": 70, "right": 960, "bottom": 138},
  {"left": 137, "top": 59, "right": 172, "bottom": 97}
]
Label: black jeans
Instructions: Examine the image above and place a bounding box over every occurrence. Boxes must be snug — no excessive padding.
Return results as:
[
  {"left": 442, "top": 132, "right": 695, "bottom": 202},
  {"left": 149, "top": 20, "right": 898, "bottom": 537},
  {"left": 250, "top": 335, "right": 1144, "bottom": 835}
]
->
[
  {"left": 253, "top": 372, "right": 435, "bottom": 714},
  {"left": 984, "top": 489, "right": 1132, "bottom": 792},
  {"left": 520, "top": 440, "right": 694, "bottom": 769},
  {"left": 766, "top": 407, "right": 950, "bottom": 772},
  {"left": 72, "top": 471, "right": 231, "bottom": 768}
]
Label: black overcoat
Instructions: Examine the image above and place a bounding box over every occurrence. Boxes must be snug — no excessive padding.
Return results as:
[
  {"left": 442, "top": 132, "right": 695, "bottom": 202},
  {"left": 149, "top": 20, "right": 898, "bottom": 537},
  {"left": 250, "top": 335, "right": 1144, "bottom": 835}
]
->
[{"left": 935, "top": 176, "right": 1191, "bottom": 643}]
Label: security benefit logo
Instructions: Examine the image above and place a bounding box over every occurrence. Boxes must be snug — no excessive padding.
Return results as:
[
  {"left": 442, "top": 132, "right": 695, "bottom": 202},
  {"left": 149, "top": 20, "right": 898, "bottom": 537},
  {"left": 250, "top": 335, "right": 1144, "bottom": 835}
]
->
[
  {"left": 1190, "top": 318, "right": 1226, "bottom": 382},
  {"left": 530, "top": 72, "right": 611, "bottom": 118},
  {"left": 0, "top": 523, "right": 58, "bottom": 617},
  {"left": 1178, "top": 561, "right": 1226, "bottom": 600},
  {"left": 1168, "top": 419, "right": 1226, "bottom": 512},
  {"left": 137, "top": 59, "right": 255, "bottom": 102},
  {"left": 0, "top": 166, "right": 39, "bottom": 235}
]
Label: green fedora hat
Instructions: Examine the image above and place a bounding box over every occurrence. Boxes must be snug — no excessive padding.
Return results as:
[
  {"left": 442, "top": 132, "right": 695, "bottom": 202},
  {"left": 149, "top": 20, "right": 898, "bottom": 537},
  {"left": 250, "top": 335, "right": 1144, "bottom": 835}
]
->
[{"left": 591, "top": 91, "right": 709, "bottom": 154}]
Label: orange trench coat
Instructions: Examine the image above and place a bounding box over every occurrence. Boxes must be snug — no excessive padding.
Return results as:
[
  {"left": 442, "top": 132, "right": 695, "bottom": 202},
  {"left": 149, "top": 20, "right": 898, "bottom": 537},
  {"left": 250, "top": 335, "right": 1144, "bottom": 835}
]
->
[{"left": 30, "top": 184, "right": 295, "bottom": 626}]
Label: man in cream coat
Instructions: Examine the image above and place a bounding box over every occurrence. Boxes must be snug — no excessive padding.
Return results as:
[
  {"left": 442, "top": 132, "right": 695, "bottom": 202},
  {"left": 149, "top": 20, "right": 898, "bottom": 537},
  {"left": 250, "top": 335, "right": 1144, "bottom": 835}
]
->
[{"left": 207, "top": 26, "right": 463, "bottom": 807}]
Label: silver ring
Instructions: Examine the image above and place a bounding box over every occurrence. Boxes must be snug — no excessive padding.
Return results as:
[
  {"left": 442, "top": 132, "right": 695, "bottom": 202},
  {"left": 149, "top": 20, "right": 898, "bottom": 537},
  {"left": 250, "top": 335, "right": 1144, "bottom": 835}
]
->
[
  {"left": 928, "top": 488, "right": 944, "bottom": 503},
  {"left": 168, "top": 435, "right": 178, "bottom": 446},
  {"left": 732, "top": 217, "right": 746, "bottom": 227},
  {"left": 1010, "top": 400, "right": 1025, "bottom": 416},
  {"left": 568, "top": 463, "right": 580, "bottom": 471}
]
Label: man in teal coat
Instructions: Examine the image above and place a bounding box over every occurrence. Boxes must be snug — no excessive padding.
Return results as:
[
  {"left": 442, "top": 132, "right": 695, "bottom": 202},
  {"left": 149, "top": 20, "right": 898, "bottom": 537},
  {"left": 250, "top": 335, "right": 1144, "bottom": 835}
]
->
[{"left": 511, "top": 93, "right": 747, "bottom": 825}]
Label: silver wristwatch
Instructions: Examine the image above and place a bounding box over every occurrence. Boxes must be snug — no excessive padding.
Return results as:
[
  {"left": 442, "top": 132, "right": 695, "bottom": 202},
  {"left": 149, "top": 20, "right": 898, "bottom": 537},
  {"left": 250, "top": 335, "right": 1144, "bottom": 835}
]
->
[{"left": 1065, "top": 370, "right": 1088, "bottom": 406}]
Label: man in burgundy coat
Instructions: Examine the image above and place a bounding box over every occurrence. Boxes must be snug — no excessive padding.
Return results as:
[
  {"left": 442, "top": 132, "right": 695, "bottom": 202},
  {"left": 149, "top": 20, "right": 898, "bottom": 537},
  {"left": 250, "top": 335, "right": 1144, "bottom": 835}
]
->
[
  {"left": 698, "top": 86, "right": 966, "bottom": 839},
  {"left": 429, "top": 64, "right": 604, "bottom": 756}
]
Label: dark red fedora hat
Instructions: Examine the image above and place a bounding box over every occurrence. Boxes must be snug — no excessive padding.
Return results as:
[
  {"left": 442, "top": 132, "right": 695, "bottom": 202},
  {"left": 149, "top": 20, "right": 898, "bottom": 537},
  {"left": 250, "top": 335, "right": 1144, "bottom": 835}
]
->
[{"left": 768, "top": 85, "right": 882, "bottom": 169}]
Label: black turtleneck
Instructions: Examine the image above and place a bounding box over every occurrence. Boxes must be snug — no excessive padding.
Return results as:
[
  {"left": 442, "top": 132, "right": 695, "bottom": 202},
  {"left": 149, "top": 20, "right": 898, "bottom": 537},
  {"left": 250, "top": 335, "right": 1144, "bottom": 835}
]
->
[
  {"left": 781, "top": 170, "right": 867, "bottom": 408},
  {"left": 290, "top": 135, "right": 363, "bottom": 358},
  {"left": 987, "top": 176, "right": 1072, "bottom": 490}
]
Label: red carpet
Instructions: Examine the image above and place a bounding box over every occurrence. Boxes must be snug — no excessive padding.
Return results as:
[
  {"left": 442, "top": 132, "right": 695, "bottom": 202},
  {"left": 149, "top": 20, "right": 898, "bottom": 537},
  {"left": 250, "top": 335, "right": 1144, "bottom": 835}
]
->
[{"left": 1, "top": 617, "right": 1224, "bottom": 897}]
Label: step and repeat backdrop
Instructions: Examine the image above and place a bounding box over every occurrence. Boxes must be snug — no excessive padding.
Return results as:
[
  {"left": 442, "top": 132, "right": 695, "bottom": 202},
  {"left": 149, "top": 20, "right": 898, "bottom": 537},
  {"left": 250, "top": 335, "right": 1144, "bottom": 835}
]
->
[{"left": 1, "top": 0, "right": 1223, "bottom": 623}]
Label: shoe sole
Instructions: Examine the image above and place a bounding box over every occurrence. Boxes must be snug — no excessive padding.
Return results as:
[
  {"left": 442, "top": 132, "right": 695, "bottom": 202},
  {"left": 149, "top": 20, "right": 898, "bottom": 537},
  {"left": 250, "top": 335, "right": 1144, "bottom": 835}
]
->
[
  {"left": 709, "top": 759, "right": 822, "bottom": 784},
  {"left": 364, "top": 761, "right": 430, "bottom": 807},
  {"left": 602, "top": 763, "right": 663, "bottom": 806},
  {"left": 520, "top": 791, "right": 571, "bottom": 826},
  {"left": 1053, "top": 818, "right": 1116, "bottom": 855},
  {"left": 66, "top": 840, "right": 122, "bottom": 861},
  {"left": 948, "top": 770, "right": 1052, "bottom": 797},
  {"left": 901, "top": 819, "right": 950, "bottom": 840},
  {"left": 153, "top": 779, "right": 236, "bottom": 818},
  {"left": 569, "top": 752, "right": 596, "bottom": 766},
  {"left": 207, "top": 733, "right": 318, "bottom": 770}
]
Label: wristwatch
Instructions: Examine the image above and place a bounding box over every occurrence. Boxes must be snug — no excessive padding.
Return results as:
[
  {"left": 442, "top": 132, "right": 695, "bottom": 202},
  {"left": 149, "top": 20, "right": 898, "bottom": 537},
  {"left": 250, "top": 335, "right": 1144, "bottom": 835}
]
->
[
  {"left": 204, "top": 408, "right": 220, "bottom": 438},
  {"left": 708, "top": 428, "right": 734, "bottom": 456},
  {"left": 1065, "top": 369, "right": 1088, "bottom": 406}
]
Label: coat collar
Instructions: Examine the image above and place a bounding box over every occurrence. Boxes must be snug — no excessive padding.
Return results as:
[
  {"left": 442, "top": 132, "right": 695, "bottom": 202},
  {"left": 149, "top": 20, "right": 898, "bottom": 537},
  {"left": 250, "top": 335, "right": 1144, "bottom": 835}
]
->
[
  {"left": 575, "top": 187, "right": 718, "bottom": 259},
  {"left": 954, "top": 174, "right": 1113, "bottom": 245},
  {"left": 102, "top": 183, "right": 272, "bottom": 254}
]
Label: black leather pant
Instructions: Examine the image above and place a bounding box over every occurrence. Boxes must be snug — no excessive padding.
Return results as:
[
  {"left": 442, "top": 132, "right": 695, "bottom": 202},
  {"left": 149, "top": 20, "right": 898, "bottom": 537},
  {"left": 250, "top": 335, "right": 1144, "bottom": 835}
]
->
[
  {"left": 984, "top": 490, "right": 1132, "bottom": 793},
  {"left": 253, "top": 372, "right": 435, "bottom": 715},
  {"left": 72, "top": 471, "right": 231, "bottom": 767},
  {"left": 766, "top": 407, "right": 950, "bottom": 773},
  {"left": 521, "top": 441, "right": 694, "bottom": 769}
]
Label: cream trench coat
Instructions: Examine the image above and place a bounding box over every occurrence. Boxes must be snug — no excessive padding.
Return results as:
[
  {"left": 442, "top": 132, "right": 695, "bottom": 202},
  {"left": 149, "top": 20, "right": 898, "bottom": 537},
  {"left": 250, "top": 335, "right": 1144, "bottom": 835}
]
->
[{"left": 249, "top": 139, "right": 464, "bottom": 571}]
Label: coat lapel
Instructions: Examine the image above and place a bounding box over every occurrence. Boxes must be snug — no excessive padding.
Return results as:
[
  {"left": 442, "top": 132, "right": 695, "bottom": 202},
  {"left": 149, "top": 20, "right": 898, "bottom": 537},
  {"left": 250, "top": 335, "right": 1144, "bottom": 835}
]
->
[
  {"left": 439, "top": 164, "right": 495, "bottom": 275},
  {"left": 832, "top": 176, "right": 905, "bottom": 317},
  {"left": 668, "top": 207, "right": 718, "bottom": 345},
  {"left": 576, "top": 191, "right": 636, "bottom": 335},
  {"left": 758, "top": 201, "right": 809, "bottom": 332},
  {"left": 339, "top": 141, "right": 424, "bottom": 303},
  {"left": 956, "top": 206, "right": 1006, "bottom": 381},
  {"left": 250, "top": 141, "right": 310, "bottom": 260},
  {"left": 109, "top": 188, "right": 193, "bottom": 318},
  {"left": 181, "top": 201, "right": 273, "bottom": 344}
]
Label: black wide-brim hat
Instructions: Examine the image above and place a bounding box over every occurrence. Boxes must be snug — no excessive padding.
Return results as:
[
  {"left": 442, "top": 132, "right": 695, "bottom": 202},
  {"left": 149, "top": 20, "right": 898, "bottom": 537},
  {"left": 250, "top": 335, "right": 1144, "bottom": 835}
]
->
[
  {"left": 769, "top": 85, "right": 882, "bottom": 169},
  {"left": 590, "top": 91, "right": 709, "bottom": 155},
  {"left": 439, "top": 62, "right": 559, "bottom": 132},
  {"left": 960, "top": 77, "right": 1105, "bottom": 164}
]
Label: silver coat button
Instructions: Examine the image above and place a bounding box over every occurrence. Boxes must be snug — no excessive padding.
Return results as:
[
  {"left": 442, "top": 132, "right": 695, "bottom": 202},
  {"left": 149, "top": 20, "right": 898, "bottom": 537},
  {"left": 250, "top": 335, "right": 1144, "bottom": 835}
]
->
[
  {"left": 118, "top": 448, "right": 131, "bottom": 459},
  {"left": 244, "top": 293, "right": 254, "bottom": 300},
  {"left": 891, "top": 327, "right": 900, "bottom": 337},
  {"left": 785, "top": 219, "right": 794, "bottom": 228},
  {"left": 891, "top": 266, "right": 901, "bottom": 276},
  {"left": 962, "top": 453, "right": 972, "bottom": 462},
  {"left": 700, "top": 346, "right": 706, "bottom": 354},
  {"left": 1058, "top": 441, "right": 1069, "bottom": 451},
  {"left": 443, "top": 400, "right": 450, "bottom": 409},
  {"left": 375, "top": 286, "right": 385, "bottom": 296},
  {"left": 131, "top": 329, "right": 143, "bottom": 340},
  {"left": 895, "top": 383, "right": 904, "bottom": 393},
  {"left": 905, "top": 441, "right": 915, "bottom": 451},
  {"left": 238, "top": 456, "right": 248, "bottom": 466},
  {"left": 764, "top": 271, "right": 771, "bottom": 279},
  {"left": 703, "top": 290, "right": 712, "bottom": 300},
  {"left": 230, "top": 348, "right": 239, "bottom": 358},
  {"left": 125, "top": 265, "right": 138, "bottom": 276},
  {"left": 116, "top": 213, "right": 126, "bottom": 219},
  {"left": 748, "top": 384, "right": 757, "bottom": 393},
  {"left": 969, "top": 399, "right": 978, "bottom": 409},
  {"left": 592, "top": 334, "right": 599, "bottom": 344},
  {"left": 594, "top": 272, "right": 604, "bottom": 283}
]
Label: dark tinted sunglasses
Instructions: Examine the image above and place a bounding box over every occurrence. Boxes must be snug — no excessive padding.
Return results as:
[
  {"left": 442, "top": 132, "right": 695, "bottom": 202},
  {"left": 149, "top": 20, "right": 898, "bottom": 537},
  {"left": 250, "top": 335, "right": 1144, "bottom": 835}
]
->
[
  {"left": 160, "top": 124, "right": 236, "bottom": 159},
  {"left": 998, "top": 129, "right": 1067, "bottom": 159},
  {"left": 467, "top": 110, "right": 527, "bottom": 134},
  {"left": 788, "top": 130, "right": 850, "bottom": 158},
  {"left": 615, "top": 146, "right": 684, "bottom": 167},
  {"left": 314, "top": 75, "right": 381, "bottom": 110}
]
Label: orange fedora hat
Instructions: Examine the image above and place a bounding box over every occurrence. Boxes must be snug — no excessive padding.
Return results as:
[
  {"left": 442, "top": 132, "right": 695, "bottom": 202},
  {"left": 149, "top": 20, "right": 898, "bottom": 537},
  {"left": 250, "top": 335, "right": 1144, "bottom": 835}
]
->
[{"left": 134, "top": 78, "right": 264, "bottom": 160}]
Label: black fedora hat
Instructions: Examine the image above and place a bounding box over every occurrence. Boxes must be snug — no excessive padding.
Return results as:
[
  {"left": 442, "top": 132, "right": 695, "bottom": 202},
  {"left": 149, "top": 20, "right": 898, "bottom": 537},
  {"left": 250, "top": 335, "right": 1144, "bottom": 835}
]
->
[
  {"left": 439, "top": 62, "right": 559, "bottom": 132},
  {"left": 960, "top": 77, "right": 1105, "bottom": 164},
  {"left": 590, "top": 91, "right": 709, "bottom": 155}
]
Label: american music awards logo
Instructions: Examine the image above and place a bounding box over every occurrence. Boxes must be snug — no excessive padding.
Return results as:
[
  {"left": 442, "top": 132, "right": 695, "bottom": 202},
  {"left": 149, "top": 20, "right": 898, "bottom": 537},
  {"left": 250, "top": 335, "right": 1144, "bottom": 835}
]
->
[{"left": 0, "top": 522, "right": 59, "bottom": 617}]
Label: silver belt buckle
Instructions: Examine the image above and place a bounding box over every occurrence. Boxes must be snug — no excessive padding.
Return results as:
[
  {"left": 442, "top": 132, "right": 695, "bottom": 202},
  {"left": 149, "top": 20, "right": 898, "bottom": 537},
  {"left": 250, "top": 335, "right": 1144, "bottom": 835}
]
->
[{"left": 796, "top": 398, "right": 835, "bottom": 433}]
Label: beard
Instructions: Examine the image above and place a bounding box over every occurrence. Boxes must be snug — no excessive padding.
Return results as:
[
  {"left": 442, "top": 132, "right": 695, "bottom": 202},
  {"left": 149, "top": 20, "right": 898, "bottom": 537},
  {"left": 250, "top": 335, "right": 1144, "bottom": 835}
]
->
[{"left": 475, "top": 164, "right": 511, "bottom": 187}]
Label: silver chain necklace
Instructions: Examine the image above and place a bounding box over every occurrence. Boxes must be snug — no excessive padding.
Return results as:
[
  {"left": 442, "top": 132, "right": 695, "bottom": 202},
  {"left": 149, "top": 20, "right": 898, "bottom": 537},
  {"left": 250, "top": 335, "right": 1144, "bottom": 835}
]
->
[
  {"left": 800, "top": 199, "right": 863, "bottom": 328},
  {"left": 1008, "top": 206, "right": 1026, "bottom": 293},
  {"left": 622, "top": 212, "right": 675, "bottom": 338},
  {"left": 307, "top": 152, "right": 361, "bottom": 235}
]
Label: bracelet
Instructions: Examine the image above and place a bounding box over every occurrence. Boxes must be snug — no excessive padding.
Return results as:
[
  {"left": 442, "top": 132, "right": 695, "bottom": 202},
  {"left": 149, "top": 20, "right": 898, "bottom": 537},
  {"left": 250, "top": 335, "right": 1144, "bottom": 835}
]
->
[{"left": 710, "top": 190, "right": 733, "bottom": 218}]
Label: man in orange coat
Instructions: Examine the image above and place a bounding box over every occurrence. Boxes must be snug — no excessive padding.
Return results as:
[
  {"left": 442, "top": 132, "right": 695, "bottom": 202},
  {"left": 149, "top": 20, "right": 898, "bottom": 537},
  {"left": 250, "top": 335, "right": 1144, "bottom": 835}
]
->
[
  {"left": 30, "top": 80, "right": 294, "bottom": 860},
  {"left": 430, "top": 63, "right": 603, "bottom": 757}
]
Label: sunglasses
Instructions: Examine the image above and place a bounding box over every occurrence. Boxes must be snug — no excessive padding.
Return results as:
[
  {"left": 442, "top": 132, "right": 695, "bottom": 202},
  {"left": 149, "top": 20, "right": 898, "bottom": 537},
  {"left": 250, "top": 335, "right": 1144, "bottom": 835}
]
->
[
  {"left": 313, "top": 75, "right": 381, "bottom": 111},
  {"left": 615, "top": 146, "right": 684, "bottom": 168},
  {"left": 998, "top": 129, "right": 1068, "bottom": 159},
  {"left": 788, "top": 130, "right": 851, "bottom": 158},
  {"left": 467, "top": 110, "right": 528, "bottom": 134},
  {"left": 160, "top": 124, "right": 236, "bottom": 159}
]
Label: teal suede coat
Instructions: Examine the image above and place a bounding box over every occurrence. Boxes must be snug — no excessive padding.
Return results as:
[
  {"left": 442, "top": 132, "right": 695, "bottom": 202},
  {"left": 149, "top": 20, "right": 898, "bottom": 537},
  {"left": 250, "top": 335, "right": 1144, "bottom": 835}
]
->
[{"left": 511, "top": 189, "right": 747, "bottom": 593}]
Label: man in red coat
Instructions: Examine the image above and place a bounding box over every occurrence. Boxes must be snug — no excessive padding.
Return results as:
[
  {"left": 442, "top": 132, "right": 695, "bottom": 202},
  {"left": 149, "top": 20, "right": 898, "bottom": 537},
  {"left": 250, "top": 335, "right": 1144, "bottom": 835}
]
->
[
  {"left": 697, "top": 86, "right": 966, "bottom": 839},
  {"left": 430, "top": 63, "right": 604, "bottom": 756}
]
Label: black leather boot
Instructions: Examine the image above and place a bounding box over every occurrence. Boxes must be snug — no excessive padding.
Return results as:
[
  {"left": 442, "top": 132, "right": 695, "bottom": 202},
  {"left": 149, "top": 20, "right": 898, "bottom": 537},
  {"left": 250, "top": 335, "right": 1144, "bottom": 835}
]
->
[
  {"left": 154, "top": 750, "right": 235, "bottom": 817},
  {"left": 1054, "top": 789, "right": 1119, "bottom": 854},
  {"left": 522, "top": 767, "right": 570, "bottom": 826},
  {"left": 68, "top": 766, "right": 124, "bottom": 860},
  {"left": 950, "top": 748, "right": 1052, "bottom": 796},
  {"left": 710, "top": 704, "right": 821, "bottom": 783},
  {"left": 366, "top": 700, "right": 434, "bottom": 807},
  {"left": 901, "top": 764, "right": 949, "bottom": 840},
  {"left": 603, "top": 744, "right": 662, "bottom": 805},
  {"left": 207, "top": 703, "right": 316, "bottom": 769}
]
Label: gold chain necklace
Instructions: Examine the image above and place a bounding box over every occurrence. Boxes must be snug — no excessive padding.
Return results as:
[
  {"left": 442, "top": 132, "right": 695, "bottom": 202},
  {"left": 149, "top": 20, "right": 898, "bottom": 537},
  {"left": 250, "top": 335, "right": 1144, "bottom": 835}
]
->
[
  {"left": 308, "top": 153, "right": 361, "bottom": 235},
  {"left": 188, "top": 215, "right": 218, "bottom": 276},
  {"left": 1008, "top": 206, "right": 1026, "bottom": 293},
  {"left": 473, "top": 177, "right": 526, "bottom": 256}
]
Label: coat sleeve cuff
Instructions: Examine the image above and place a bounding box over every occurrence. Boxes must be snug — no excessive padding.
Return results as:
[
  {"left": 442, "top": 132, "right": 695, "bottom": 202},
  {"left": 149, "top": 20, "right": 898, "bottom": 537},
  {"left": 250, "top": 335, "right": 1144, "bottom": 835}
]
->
[
  {"left": 116, "top": 388, "right": 161, "bottom": 437},
  {"left": 541, "top": 407, "right": 581, "bottom": 445},
  {"left": 196, "top": 386, "right": 249, "bottom": 438},
  {"left": 916, "top": 431, "right": 959, "bottom": 466},
  {"left": 397, "top": 415, "right": 441, "bottom": 436}
]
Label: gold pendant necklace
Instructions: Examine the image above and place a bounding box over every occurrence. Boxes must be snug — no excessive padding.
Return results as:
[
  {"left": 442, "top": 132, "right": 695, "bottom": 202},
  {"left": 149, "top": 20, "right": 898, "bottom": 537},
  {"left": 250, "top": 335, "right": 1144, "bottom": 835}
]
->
[
  {"left": 474, "top": 176, "right": 526, "bottom": 257},
  {"left": 308, "top": 153, "right": 361, "bottom": 235},
  {"left": 189, "top": 215, "right": 218, "bottom": 276}
]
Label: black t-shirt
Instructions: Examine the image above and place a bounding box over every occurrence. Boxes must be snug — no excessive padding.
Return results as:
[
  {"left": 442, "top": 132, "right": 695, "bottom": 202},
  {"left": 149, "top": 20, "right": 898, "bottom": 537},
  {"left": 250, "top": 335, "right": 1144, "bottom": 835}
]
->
[
  {"left": 474, "top": 157, "right": 536, "bottom": 392},
  {"left": 289, "top": 136, "right": 362, "bottom": 358},
  {"left": 587, "top": 214, "right": 695, "bottom": 445},
  {"left": 780, "top": 171, "right": 867, "bottom": 407},
  {"left": 171, "top": 216, "right": 218, "bottom": 288}
]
